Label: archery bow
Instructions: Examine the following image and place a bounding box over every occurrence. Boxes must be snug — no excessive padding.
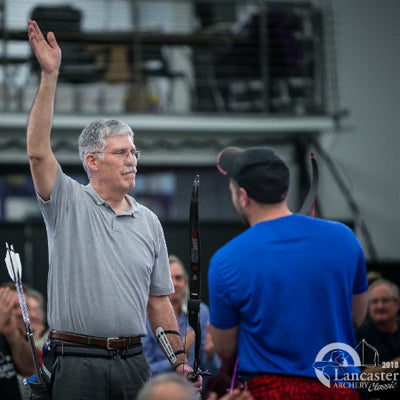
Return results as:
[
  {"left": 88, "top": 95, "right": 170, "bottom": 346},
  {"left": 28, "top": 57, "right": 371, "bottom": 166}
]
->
[
  {"left": 187, "top": 175, "right": 210, "bottom": 382},
  {"left": 299, "top": 152, "right": 319, "bottom": 216}
]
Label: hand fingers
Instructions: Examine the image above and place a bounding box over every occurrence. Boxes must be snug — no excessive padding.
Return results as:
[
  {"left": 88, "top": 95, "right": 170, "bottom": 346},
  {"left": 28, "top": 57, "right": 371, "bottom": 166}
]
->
[
  {"left": 28, "top": 19, "right": 44, "bottom": 42},
  {"left": 31, "top": 20, "right": 44, "bottom": 39},
  {"left": 47, "top": 31, "right": 59, "bottom": 49}
]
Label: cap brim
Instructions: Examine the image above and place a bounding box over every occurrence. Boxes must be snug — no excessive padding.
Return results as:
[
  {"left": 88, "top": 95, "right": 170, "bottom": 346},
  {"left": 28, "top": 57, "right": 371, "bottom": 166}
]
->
[{"left": 216, "top": 146, "right": 244, "bottom": 176}]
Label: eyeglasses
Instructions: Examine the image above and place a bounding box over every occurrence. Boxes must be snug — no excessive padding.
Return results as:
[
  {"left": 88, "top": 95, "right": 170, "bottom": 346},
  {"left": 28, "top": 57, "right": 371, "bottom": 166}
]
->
[
  {"left": 369, "top": 297, "right": 396, "bottom": 305},
  {"left": 93, "top": 149, "right": 140, "bottom": 160},
  {"left": 172, "top": 274, "right": 185, "bottom": 282}
]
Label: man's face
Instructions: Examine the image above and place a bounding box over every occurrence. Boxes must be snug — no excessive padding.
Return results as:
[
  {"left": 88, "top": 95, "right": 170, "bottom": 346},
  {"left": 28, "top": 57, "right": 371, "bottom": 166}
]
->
[
  {"left": 95, "top": 134, "right": 137, "bottom": 194},
  {"left": 368, "top": 283, "right": 400, "bottom": 326},
  {"left": 168, "top": 261, "right": 187, "bottom": 305},
  {"left": 27, "top": 296, "right": 43, "bottom": 332}
]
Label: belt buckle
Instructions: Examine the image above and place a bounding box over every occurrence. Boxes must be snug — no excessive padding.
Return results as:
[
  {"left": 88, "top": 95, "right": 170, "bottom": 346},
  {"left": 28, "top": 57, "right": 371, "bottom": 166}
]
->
[{"left": 107, "top": 337, "right": 119, "bottom": 350}]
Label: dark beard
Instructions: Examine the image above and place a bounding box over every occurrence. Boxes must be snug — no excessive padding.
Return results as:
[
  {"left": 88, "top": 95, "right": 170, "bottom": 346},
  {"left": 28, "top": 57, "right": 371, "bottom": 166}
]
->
[{"left": 236, "top": 206, "right": 250, "bottom": 227}]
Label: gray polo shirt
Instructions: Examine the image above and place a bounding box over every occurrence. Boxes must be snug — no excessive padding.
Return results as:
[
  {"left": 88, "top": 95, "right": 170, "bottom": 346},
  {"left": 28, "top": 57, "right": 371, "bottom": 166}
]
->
[{"left": 37, "top": 164, "right": 173, "bottom": 337}]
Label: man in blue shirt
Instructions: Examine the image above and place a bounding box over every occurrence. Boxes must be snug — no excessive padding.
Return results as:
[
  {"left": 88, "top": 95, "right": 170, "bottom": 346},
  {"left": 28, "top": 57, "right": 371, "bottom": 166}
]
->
[{"left": 208, "top": 146, "right": 368, "bottom": 400}]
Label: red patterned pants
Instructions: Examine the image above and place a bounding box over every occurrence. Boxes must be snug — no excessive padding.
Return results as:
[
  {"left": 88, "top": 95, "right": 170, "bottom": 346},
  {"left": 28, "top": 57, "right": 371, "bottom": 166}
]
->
[{"left": 247, "top": 374, "right": 360, "bottom": 400}]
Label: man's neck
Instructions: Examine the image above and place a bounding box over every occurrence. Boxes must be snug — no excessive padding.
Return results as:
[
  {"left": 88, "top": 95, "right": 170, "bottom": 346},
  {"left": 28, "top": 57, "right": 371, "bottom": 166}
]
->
[
  {"left": 90, "top": 181, "right": 129, "bottom": 213},
  {"left": 248, "top": 203, "right": 293, "bottom": 226}
]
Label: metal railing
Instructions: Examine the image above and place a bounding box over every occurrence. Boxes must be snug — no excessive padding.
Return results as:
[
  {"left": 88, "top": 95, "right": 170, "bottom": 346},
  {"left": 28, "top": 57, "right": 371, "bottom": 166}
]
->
[{"left": 0, "top": 0, "right": 337, "bottom": 117}]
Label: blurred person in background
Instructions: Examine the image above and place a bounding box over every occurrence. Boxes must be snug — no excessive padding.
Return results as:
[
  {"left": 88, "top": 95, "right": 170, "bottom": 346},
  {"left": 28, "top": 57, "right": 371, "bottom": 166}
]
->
[
  {"left": 356, "top": 278, "right": 400, "bottom": 399},
  {"left": 25, "top": 287, "right": 48, "bottom": 348},
  {"left": 0, "top": 285, "right": 35, "bottom": 399}
]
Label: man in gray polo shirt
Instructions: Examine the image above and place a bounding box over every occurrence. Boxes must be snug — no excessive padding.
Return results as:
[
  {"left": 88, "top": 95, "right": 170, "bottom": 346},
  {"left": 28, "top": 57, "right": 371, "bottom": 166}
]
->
[{"left": 27, "top": 20, "right": 201, "bottom": 399}]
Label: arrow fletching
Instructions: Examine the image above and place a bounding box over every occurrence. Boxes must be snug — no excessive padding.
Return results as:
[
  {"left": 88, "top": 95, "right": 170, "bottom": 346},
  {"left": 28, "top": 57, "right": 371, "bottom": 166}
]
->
[
  {"left": 10, "top": 244, "right": 23, "bottom": 280},
  {"left": 3, "top": 242, "right": 42, "bottom": 383},
  {"left": 4, "top": 242, "right": 16, "bottom": 281}
]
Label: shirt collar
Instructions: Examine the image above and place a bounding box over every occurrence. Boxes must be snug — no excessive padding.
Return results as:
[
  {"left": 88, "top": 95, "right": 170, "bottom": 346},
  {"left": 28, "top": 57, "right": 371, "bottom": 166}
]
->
[{"left": 84, "top": 184, "right": 139, "bottom": 217}]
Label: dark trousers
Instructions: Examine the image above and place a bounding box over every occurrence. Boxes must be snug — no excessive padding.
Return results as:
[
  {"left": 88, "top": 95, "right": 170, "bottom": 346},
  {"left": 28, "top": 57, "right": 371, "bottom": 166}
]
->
[{"left": 51, "top": 353, "right": 151, "bottom": 400}]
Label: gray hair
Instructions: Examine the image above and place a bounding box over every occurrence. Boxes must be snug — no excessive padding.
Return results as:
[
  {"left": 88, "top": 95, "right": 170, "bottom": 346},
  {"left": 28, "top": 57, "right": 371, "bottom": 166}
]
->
[
  {"left": 78, "top": 119, "right": 134, "bottom": 178},
  {"left": 26, "top": 287, "right": 45, "bottom": 310},
  {"left": 368, "top": 278, "right": 400, "bottom": 300},
  {"left": 136, "top": 373, "right": 197, "bottom": 400}
]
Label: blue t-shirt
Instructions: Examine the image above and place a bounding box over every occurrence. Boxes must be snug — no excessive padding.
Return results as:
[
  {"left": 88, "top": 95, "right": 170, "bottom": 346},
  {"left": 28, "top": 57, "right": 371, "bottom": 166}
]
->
[{"left": 208, "top": 214, "right": 367, "bottom": 377}]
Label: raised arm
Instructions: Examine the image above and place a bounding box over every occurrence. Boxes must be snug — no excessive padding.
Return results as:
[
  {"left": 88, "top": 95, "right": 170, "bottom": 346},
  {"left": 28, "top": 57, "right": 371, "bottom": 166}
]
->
[{"left": 27, "top": 20, "right": 61, "bottom": 200}]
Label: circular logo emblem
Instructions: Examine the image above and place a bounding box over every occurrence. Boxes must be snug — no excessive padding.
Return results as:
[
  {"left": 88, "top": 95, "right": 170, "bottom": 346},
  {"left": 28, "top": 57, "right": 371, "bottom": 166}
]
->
[{"left": 313, "top": 342, "right": 361, "bottom": 388}]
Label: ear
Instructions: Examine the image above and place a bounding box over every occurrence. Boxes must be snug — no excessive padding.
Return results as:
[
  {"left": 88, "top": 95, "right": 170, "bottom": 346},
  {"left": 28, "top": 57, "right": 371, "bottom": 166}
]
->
[
  {"left": 86, "top": 153, "right": 100, "bottom": 174},
  {"left": 239, "top": 187, "right": 250, "bottom": 208}
]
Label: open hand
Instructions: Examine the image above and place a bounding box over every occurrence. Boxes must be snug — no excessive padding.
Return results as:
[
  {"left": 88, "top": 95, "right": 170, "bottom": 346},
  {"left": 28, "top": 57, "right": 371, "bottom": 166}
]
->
[{"left": 28, "top": 19, "right": 61, "bottom": 74}]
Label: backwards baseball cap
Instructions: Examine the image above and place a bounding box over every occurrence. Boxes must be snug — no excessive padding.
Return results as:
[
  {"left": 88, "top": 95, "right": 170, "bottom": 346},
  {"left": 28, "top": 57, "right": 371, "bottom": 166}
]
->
[{"left": 217, "top": 146, "right": 290, "bottom": 203}]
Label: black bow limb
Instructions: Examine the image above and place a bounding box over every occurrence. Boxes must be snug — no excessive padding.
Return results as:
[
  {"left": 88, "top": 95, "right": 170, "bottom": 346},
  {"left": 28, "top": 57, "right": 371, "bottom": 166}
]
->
[
  {"left": 299, "top": 152, "right": 319, "bottom": 215},
  {"left": 187, "top": 175, "right": 210, "bottom": 382}
]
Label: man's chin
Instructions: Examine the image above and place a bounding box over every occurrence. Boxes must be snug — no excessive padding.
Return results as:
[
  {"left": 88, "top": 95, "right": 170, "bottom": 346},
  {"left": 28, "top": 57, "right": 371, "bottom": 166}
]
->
[{"left": 126, "top": 180, "right": 135, "bottom": 192}]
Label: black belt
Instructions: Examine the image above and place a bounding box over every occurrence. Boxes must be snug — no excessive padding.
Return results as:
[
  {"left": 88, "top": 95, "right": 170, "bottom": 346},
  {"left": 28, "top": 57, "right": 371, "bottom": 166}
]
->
[
  {"left": 53, "top": 341, "right": 142, "bottom": 359},
  {"left": 49, "top": 330, "right": 141, "bottom": 350}
]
